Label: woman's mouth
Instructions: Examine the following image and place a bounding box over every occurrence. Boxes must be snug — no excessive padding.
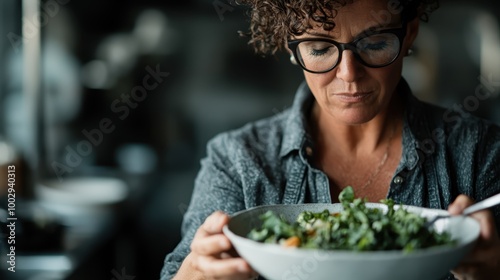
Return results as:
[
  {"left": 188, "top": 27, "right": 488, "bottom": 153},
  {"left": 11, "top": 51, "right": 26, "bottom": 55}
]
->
[{"left": 332, "top": 92, "right": 374, "bottom": 103}]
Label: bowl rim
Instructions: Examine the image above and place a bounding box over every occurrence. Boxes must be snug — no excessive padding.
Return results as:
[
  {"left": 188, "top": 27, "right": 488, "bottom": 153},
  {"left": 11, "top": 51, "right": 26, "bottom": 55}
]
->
[{"left": 223, "top": 203, "right": 481, "bottom": 257}]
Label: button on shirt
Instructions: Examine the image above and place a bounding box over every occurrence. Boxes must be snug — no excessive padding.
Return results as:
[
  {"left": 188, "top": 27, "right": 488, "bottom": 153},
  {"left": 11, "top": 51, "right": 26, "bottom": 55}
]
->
[{"left": 161, "top": 79, "right": 500, "bottom": 280}]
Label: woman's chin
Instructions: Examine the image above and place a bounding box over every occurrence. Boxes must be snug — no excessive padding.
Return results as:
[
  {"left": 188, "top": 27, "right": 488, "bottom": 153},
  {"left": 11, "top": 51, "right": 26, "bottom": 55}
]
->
[{"left": 333, "top": 109, "right": 378, "bottom": 125}]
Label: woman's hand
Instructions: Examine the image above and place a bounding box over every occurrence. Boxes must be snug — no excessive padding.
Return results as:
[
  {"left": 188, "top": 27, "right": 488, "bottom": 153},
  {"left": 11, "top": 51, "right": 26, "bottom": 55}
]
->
[
  {"left": 448, "top": 195, "right": 500, "bottom": 280},
  {"left": 174, "top": 211, "right": 258, "bottom": 280}
]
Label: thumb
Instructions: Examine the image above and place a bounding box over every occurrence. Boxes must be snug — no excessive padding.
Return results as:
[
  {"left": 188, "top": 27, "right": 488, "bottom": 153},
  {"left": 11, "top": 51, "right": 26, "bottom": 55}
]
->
[
  {"left": 202, "top": 211, "right": 230, "bottom": 234},
  {"left": 448, "top": 195, "right": 475, "bottom": 215}
]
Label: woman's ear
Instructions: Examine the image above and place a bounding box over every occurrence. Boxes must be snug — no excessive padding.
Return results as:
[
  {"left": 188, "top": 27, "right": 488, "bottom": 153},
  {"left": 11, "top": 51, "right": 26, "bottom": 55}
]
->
[
  {"left": 284, "top": 41, "right": 298, "bottom": 65},
  {"left": 284, "top": 41, "right": 293, "bottom": 56},
  {"left": 404, "top": 17, "right": 420, "bottom": 54}
]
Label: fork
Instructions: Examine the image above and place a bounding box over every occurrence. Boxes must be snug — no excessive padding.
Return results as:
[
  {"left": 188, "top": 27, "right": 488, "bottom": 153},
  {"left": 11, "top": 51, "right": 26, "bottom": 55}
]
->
[{"left": 426, "top": 192, "right": 500, "bottom": 227}]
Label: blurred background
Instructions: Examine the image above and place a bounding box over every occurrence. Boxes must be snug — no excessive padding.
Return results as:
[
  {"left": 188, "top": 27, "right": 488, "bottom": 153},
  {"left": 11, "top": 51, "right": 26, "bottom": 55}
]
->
[{"left": 0, "top": 0, "right": 499, "bottom": 279}]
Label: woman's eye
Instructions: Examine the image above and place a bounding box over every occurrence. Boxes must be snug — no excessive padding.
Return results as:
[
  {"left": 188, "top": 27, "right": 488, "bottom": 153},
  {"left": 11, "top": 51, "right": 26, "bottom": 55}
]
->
[
  {"left": 310, "top": 47, "right": 332, "bottom": 56},
  {"left": 360, "top": 41, "right": 388, "bottom": 51},
  {"left": 300, "top": 42, "right": 336, "bottom": 57},
  {"left": 357, "top": 33, "right": 398, "bottom": 52}
]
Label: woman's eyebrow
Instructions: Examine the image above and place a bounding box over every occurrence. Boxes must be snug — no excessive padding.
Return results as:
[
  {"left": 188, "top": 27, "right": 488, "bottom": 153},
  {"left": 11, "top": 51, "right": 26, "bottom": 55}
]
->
[{"left": 302, "top": 31, "right": 334, "bottom": 39}]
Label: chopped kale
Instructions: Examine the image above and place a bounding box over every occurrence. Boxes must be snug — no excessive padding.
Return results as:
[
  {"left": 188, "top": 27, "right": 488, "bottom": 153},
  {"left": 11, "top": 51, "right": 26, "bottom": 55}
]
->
[{"left": 247, "top": 186, "right": 456, "bottom": 252}]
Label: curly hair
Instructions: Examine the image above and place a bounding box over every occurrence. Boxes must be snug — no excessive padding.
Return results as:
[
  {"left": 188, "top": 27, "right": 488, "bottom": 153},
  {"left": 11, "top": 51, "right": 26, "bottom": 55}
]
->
[{"left": 236, "top": 0, "right": 439, "bottom": 55}]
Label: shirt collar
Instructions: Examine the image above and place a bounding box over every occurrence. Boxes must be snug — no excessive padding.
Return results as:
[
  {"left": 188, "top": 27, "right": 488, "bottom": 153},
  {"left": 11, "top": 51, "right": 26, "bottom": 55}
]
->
[
  {"left": 399, "top": 81, "right": 421, "bottom": 170},
  {"left": 399, "top": 79, "right": 437, "bottom": 170},
  {"left": 279, "top": 81, "right": 313, "bottom": 157}
]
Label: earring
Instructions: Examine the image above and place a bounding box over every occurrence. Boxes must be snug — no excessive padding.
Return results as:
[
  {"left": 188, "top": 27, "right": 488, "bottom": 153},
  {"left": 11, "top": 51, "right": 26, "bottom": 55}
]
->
[
  {"left": 406, "top": 48, "right": 414, "bottom": 56},
  {"left": 290, "top": 55, "right": 298, "bottom": 65}
]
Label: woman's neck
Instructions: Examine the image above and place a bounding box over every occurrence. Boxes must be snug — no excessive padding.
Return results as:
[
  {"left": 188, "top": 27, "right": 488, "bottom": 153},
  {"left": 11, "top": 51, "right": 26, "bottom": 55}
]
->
[{"left": 311, "top": 95, "right": 403, "bottom": 157}]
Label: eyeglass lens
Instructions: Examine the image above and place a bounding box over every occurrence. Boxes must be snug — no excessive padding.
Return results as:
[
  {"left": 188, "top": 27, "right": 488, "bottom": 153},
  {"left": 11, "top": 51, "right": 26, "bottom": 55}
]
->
[{"left": 296, "top": 32, "right": 400, "bottom": 72}]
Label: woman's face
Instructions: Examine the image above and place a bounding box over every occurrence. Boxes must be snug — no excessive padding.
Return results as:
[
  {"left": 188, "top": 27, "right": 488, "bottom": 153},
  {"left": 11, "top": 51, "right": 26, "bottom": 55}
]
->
[{"left": 296, "top": 0, "right": 419, "bottom": 125}]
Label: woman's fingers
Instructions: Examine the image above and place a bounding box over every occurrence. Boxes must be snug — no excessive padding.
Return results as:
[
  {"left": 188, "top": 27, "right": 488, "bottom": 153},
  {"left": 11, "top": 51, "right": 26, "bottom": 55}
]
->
[
  {"left": 195, "top": 255, "right": 256, "bottom": 279},
  {"left": 191, "top": 211, "right": 232, "bottom": 254},
  {"left": 470, "top": 210, "right": 497, "bottom": 242},
  {"left": 448, "top": 195, "right": 497, "bottom": 243},
  {"left": 191, "top": 233, "right": 232, "bottom": 255},
  {"left": 447, "top": 194, "right": 474, "bottom": 215},
  {"left": 201, "top": 211, "right": 231, "bottom": 235},
  {"left": 189, "top": 211, "right": 259, "bottom": 279},
  {"left": 448, "top": 194, "right": 500, "bottom": 279}
]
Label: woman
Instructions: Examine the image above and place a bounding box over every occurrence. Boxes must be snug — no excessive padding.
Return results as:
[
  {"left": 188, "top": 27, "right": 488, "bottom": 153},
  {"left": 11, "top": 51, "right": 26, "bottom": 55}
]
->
[{"left": 162, "top": 0, "right": 500, "bottom": 279}]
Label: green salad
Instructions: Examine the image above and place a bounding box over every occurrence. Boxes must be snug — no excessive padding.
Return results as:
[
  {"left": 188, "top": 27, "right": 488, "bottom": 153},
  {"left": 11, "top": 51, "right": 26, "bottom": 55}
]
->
[{"left": 247, "top": 187, "right": 456, "bottom": 252}]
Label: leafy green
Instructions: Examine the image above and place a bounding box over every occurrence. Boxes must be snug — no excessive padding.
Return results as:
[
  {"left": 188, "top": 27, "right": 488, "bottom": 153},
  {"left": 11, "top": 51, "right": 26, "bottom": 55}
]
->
[{"left": 247, "top": 186, "right": 456, "bottom": 252}]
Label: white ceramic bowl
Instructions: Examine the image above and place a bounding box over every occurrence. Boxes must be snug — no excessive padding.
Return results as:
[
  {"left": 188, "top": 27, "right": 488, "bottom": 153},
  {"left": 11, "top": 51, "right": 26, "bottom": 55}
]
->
[{"left": 223, "top": 203, "right": 480, "bottom": 280}]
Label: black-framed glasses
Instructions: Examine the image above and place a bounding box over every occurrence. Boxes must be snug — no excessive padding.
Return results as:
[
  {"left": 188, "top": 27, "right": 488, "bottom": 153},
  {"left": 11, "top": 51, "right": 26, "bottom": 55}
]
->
[{"left": 287, "top": 23, "right": 407, "bottom": 73}]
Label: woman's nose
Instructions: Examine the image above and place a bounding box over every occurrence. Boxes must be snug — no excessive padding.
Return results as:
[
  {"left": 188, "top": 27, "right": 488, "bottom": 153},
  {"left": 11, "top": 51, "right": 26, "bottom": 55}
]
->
[{"left": 335, "top": 50, "right": 365, "bottom": 82}]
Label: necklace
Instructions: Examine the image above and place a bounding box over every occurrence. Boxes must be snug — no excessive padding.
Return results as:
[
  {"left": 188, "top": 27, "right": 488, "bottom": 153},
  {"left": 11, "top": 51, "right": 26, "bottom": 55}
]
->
[{"left": 358, "top": 122, "right": 397, "bottom": 191}]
